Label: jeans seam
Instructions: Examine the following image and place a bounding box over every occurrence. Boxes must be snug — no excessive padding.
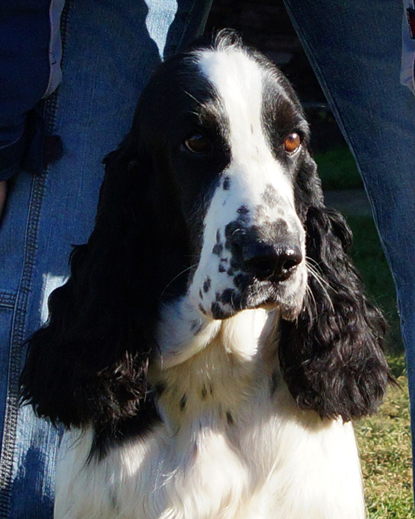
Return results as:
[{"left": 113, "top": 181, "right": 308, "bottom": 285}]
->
[
  {"left": 0, "top": 89, "right": 59, "bottom": 519},
  {"left": 0, "top": 174, "right": 45, "bottom": 518},
  {"left": 0, "top": 160, "right": 48, "bottom": 519}
]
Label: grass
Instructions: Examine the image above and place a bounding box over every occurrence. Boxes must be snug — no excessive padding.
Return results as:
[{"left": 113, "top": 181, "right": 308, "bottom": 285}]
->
[
  {"left": 356, "top": 363, "right": 413, "bottom": 518},
  {"left": 318, "top": 145, "right": 413, "bottom": 517},
  {"left": 349, "top": 218, "right": 413, "bottom": 517},
  {"left": 315, "top": 146, "right": 363, "bottom": 190}
]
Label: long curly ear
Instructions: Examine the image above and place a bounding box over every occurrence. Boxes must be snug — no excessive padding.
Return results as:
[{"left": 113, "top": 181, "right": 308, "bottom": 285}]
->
[
  {"left": 20, "top": 139, "right": 165, "bottom": 430},
  {"left": 279, "top": 204, "right": 390, "bottom": 421}
]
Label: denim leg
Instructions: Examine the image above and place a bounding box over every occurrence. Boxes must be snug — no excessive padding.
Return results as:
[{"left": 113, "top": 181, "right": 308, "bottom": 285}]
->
[
  {"left": 284, "top": 0, "right": 415, "bottom": 480},
  {"left": 0, "top": 0, "right": 212, "bottom": 517}
]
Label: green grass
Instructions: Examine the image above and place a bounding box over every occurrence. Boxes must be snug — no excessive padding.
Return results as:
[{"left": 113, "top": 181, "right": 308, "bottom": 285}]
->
[
  {"left": 315, "top": 147, "right": 363, "bottom": 190},
  {"left": 318, "top": 145, "right": 413, "bottom": 517},
  {"left": 348, "top": 218, "right": 413, "bottom": 518},
  {"left": 356, "top": 361, "right": 413, "bottom": 518}
]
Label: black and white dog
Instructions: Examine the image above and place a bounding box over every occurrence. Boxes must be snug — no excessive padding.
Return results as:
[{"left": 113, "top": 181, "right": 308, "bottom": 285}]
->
[{"left": 21, "top": 31, "right": 390, "bottom": 518}]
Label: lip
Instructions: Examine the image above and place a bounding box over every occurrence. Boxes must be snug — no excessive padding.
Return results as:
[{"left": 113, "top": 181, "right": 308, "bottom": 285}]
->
[{"left": 211, "top": 277, "right": 304, "bottom": 320}]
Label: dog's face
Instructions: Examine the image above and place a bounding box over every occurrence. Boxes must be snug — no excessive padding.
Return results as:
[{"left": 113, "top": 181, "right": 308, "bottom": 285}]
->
[
  {"left": 138, "top": 41, "right": 310, "bottom": 321},
  {"left": 189, "top": 48, "right": 307, "bottom": 320}
]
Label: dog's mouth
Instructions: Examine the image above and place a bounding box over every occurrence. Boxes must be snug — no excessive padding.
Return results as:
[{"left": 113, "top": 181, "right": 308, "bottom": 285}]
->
[{"left": 207, "top": 271, "right": 306, "bottom": 321}]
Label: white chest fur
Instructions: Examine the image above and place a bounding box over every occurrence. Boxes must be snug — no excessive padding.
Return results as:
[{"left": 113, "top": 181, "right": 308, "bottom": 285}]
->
[{"left": 54, "top": 308, "right": 366, "bottom": 519}]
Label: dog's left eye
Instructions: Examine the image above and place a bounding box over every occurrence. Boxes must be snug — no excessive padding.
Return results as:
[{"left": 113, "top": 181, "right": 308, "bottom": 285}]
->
[
  {"left": 284, "top": 132, "right": 302, "bottom": 154},
  {"left": 184, "top": 134, "right": 211, "bottom": 154}
]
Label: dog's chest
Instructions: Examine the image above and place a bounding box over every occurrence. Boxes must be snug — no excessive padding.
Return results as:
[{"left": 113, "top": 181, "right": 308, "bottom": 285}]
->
[
  {"left": 148, "top": 342, "right": 280, "bottom": 519},
  {"left": 55, "top": 312, "right": 365, "bottom": 519},
  {"left": 153, "top": 329, "right": 276, "bottom": 433},
  {"left": 151, "top": 305, "right": 279, "bottom": 441}
]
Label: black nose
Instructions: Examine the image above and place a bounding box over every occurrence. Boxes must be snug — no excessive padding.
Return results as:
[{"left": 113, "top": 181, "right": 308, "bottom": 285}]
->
[{"left": 242, "top": 243, "right": 303, "bottom": 281}]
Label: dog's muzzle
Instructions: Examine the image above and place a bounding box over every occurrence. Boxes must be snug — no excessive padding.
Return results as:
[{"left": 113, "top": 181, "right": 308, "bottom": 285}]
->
[
  {"left": 198, "top": 218, "right": 307, "bottom": 320},
  {"left": 225, "top": 218, "right": 303, "bottom": 282}
]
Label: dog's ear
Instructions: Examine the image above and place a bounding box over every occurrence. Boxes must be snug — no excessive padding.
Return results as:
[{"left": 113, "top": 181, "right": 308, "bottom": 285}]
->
[
  {"left": 280, "top": 157, "right": 390, "bottom": 421},
  {"left": 20, "top": 137, "right": 166, "bottom": 430}
]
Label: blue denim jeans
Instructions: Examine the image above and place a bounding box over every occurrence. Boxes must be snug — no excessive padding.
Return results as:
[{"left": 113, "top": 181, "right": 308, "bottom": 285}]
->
[
  {"left": 0, "top": 1, "right": 211, "bottom": 516},
  {"left": 284, "top": 0, "right": 415, "bottom": 483}
]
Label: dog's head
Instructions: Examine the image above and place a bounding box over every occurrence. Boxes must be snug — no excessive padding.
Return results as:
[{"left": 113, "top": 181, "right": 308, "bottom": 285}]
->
[
  {"left": 129, "top": 32, "right": 315, "bottom": 324},
  {"left": 21, "top": 31, "right": 389, "bottom": 431}
]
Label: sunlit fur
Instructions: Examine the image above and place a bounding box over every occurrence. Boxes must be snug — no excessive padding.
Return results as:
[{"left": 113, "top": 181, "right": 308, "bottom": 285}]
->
[{"left": 21, "top": 31, "right": 390, "bottom": 519}]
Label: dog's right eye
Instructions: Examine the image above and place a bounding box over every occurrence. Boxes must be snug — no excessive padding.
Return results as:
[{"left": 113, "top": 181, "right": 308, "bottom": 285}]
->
[
  {"left": 284, "top": 132, "right": 302, "bottom": 154},
  {"left": 183, "top": 134, "right": 211, "bottom": 154}
]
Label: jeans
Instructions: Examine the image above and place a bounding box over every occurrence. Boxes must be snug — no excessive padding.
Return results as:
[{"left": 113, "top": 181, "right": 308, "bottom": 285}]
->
[
  {"left": 284, "top": 0, "right": 415, "bottom": 481},
  {"left": 0, "top": 1, "right": 212, "bottom": 516}
]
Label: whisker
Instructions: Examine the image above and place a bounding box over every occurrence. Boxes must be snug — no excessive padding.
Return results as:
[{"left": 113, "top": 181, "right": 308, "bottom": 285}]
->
[
  {"left": 305, "top": 284, "right": 317, "bottom": 315},
  {"left": 160, "top": 264, "right": 198, "bottom": 299},
  {"left": 305, "top": 257, "right": 331, "bottom": 289},
  {"left": 183, "top": 90, "right": 204, "bottom": 110},
  {"left": 306, "top": 258, "right": 335, "bottom": 313},
  {"left": 306, "top": 258, "right": 334, "bottom": 291}
]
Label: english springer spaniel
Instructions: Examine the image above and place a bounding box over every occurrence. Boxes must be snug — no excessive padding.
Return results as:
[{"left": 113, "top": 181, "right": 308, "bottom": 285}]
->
[{"left": 21, "top": 31, "right": 390, "bottom": 519}]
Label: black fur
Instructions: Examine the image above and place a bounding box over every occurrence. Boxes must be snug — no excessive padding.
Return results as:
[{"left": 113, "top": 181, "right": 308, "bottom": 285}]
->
[
  {"left": 20, "top": 31, "right": 389, "bottom": 446},
  {"left": 279, "top": 205, "right": 389, "bottom": 421}
]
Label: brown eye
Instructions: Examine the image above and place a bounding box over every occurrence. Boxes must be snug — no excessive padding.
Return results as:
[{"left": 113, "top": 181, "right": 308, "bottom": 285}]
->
[
  {"left": 284, "top": 132, "right": 302, "bottom": 154},
  {"left": 184, "top": 134, "right": 211, "bottom": 154}
]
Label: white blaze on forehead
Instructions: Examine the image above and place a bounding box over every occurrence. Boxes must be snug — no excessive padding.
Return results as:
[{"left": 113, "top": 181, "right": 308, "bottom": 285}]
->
[
  {"left": 196, "top": 47, "right": 265, "bottom": 157},
  {"left": 195, "top": 46, "right": 294, "bottom": 206}
]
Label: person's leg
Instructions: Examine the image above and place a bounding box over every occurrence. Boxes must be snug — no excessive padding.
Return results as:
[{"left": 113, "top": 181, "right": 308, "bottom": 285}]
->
[
  {"left": 284, "top": 0, "right": 415, "bottom": 478},
  {"left": 0, "top": 1, "right": 212, "bottom": 517},
  {"left": 0, "top": 182, "right": 6, "bottom": 220}
]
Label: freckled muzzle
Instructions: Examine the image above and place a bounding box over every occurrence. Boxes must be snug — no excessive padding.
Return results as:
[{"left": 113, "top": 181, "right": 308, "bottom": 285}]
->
[
  {"left": 192, "top": 178, "right": 307, "bottom": 321},
  {"left": 198, "top": 213, "right": 306, "bottom": 321}
]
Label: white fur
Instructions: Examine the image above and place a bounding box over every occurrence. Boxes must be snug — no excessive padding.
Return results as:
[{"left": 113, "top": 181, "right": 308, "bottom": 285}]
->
[{"left": 55, "top": 307, "right": 365, "bottom": 519}]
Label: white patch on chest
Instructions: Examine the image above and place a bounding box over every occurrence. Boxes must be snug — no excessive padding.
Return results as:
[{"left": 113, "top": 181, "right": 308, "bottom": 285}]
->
[{"left": 55, "top": 306, "right": 365, "bottom": 519}]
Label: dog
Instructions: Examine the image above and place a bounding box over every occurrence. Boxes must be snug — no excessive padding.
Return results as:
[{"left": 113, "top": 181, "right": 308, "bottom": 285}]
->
[{"left": 21, "top": 31, "right": 390, "bottom": 519}]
